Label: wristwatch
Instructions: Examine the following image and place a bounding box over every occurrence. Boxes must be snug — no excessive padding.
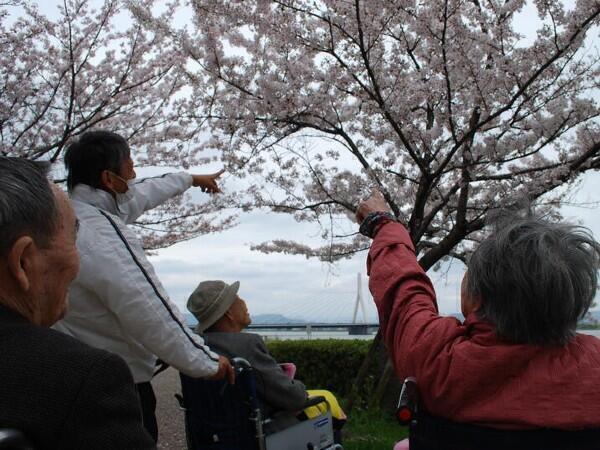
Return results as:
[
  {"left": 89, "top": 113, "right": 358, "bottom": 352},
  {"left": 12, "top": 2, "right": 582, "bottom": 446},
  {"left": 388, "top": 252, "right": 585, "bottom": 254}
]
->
[{"left": 359, "top": 211, "right": 396, "bottom": 238}]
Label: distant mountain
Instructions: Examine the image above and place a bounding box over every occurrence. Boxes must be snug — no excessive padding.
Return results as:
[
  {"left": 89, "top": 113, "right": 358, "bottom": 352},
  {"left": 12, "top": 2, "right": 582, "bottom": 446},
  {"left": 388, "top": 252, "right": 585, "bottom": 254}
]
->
[
  {"left": 184, "top": 312, "right": 304, "bottom": 327},
  {"left": 251, "top": 314, "right": 306, "bottom": 325},
  {"left": 183, "top": 310, "right": 600, "bottom": 328}
]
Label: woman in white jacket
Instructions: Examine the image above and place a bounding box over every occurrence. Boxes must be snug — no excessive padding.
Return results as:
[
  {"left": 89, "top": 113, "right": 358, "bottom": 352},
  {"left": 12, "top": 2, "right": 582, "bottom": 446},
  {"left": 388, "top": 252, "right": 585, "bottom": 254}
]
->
[{"left": 54, "top": 130, "right": 233, "bottom": 442}]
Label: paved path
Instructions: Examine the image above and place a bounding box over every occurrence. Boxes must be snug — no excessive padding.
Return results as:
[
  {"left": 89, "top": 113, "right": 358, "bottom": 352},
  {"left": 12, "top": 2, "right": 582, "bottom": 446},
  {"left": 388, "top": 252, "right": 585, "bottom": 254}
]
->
[{"left": 153, "top": 368, "right": 187, "bottom": 449}]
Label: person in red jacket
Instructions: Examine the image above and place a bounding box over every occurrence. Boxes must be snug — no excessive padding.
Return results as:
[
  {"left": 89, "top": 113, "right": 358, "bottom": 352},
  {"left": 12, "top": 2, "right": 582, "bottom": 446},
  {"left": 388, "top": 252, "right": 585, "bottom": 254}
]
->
[{"left": 356, "top": 190, "right": 600, "bottom": 430}]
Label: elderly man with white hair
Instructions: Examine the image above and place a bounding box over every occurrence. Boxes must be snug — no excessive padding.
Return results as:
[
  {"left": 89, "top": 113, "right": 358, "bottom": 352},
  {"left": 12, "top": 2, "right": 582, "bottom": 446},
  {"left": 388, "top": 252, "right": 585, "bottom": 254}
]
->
[{"left": 0, "top": 157, "right": 154, "bottom": 449}]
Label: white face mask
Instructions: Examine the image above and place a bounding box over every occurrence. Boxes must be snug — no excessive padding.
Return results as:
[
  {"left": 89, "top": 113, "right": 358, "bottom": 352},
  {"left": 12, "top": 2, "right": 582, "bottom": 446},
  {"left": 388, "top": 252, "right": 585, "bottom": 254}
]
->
[
  {"left": 108, "top": 172, "right": 136, "bottom": 206},
  {"left": 115, "top": 180, "right": 136, "bottom": 205}
]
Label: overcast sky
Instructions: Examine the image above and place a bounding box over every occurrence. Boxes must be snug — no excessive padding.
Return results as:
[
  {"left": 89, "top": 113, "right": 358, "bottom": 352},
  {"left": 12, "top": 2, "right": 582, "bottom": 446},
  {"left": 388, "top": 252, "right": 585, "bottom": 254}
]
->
[
  {"left": 149, "top": 1, "right": 600, "bottom": 321},
  {"left": 148, "top": 170, "right": 600, "bottom": 322},
  {"left": 24, "top": 1, "right": 600, "bottom": 321}
]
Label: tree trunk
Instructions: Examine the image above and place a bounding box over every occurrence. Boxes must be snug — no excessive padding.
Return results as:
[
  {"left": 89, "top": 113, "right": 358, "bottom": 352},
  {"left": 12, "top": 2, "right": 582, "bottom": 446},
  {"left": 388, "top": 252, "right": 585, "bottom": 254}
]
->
[
  {"left": 344, "top": 331, "right": 382, "bottom": 413},
  {"left": 368, "top": 357, "right": 394, "bottom": 410}
]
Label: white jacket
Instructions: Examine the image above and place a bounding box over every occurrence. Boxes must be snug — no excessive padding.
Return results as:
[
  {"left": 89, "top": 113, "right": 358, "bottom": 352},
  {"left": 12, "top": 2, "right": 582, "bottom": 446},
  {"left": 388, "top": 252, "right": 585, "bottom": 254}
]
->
[{"left": 54, "top": 172, "right": 220, "bottom": 383}]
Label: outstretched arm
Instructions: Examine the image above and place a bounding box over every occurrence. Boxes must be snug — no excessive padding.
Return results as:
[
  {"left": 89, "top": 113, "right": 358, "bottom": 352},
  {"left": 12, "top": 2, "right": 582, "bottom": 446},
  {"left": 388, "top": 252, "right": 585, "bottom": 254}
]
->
[{"left": 122, "top": 169, "right": 225, "bottom": 223}]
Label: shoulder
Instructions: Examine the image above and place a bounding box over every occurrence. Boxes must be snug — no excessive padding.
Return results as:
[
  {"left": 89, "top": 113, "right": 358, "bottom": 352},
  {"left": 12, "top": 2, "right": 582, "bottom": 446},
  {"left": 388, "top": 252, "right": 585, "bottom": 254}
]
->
[
  {"left": 573, "top": 333, "right": 600, "bottom": 351},
  {"left": 202, "top": 332, "right": 263, "bottom": 346},
  {"left": 204, "top": 332, "right": 266, "bottom": 358},
  {"left": 3, "top": 323, "right": 129, "bottom": 384},
  {"left": 231, "top": 332, "right": 266, "bottom": 349},
  {"left": 74, "top": 207, "right": 142, "bottom": 267},
  {"left": 205, "top": 331, "right": 262, "bottom": 343},
  {"left": 233, "top": 332, "right": 267, "bottom": 352},
  {"left": 71, "top": 199, "right": 112, "bottom": 228},
  {"left": 26, "top": 325, "right": 121, "bottom": 367},
  {"left": 242, "top": 332, "right": 265, "bottom": 343},
  {"left": 73, "top": 204, "right": 121, "bottom": 251}
]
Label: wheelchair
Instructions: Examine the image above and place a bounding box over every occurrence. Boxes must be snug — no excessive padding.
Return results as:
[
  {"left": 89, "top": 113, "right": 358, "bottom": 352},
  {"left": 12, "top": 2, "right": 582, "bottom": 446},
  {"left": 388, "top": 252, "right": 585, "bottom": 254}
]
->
[
  {"left": 0, "top": 429, "right": 33, "bottom": 450},
  {"left": 177, "top": 358, "right": 343, "bottom": 450},
  {"left": 395, "top": 377, "right": 600, "bottom": 450}
]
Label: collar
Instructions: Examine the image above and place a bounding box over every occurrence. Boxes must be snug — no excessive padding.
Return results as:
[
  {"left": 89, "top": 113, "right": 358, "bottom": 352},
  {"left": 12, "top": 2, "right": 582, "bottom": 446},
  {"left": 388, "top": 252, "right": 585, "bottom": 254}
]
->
[
  {"left": 463, "top": 312, "right": 498, "bottom": 344},
  {"left": 0, "top": 304, "right": 28, "bottom": 324},
  {"left": 70, "top": 184, "right": 119, "bottom": 215}
]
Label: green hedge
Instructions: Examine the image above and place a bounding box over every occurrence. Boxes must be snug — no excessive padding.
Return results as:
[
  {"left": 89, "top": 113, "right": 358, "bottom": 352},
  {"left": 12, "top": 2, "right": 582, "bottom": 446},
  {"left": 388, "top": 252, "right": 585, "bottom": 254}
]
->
[{"left": 266, "top": 339, "right": 381, "bottom": 408}]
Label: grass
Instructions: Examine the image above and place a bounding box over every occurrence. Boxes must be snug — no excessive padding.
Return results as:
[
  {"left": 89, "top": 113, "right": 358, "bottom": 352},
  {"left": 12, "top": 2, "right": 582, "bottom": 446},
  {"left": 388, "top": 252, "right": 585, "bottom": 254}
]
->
[{"left": 342, "top": 408, "right": 408, "bottom": 450}]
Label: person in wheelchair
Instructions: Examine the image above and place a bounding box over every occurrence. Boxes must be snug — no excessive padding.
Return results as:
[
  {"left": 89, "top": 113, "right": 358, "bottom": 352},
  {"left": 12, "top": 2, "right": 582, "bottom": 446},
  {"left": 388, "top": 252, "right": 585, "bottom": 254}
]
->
[
  {"left": 0, "top": 158, "right": 154, "bottom": 449},
  {"left": 356, "top": 191, "right": 600, "bottom": 433},
  {"left": 186, "top": 280, "right": 346, "bottom": 436}
]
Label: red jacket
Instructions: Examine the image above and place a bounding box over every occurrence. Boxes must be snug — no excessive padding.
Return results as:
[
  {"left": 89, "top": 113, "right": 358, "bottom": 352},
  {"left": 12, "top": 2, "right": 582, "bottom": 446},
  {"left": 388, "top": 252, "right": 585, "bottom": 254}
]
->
[{"left": 367, "top": 222, "right": 600, "bottom": 429}]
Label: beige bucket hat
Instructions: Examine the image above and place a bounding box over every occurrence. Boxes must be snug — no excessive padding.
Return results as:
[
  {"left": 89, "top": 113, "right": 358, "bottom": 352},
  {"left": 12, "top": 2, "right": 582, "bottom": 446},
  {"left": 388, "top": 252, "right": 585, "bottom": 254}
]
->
[{"left": 187, "top": 280, "right": 240, "bottom": 334}]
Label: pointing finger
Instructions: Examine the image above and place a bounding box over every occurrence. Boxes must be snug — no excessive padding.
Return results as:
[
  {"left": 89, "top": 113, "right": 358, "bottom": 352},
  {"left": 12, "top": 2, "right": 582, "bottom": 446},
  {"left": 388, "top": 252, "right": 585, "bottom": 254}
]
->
[{"left": 212, "top": 168, "right": 226, "bottom": 178}]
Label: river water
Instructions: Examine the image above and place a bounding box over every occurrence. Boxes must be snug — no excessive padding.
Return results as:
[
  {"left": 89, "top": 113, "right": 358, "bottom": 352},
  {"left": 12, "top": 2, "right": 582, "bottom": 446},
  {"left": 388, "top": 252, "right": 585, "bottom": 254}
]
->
[{"left": 256, "top": 328, "right": 600, "bottom": 341}]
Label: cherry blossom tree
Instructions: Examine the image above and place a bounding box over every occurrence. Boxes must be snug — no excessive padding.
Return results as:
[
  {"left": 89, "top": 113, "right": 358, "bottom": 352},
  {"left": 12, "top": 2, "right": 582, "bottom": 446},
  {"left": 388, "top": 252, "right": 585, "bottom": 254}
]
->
[
  {"left": 1, "top": 0, "right": 177, "bottom": 160},
  {"left": 131, "top": 0, "right": 600, "bottom": 408},
  {"left": 133, "top": 0, "right": 600, "bottom": 269},
  {"left": 1, "top": 0, "right": 235, "bottom": 249}
]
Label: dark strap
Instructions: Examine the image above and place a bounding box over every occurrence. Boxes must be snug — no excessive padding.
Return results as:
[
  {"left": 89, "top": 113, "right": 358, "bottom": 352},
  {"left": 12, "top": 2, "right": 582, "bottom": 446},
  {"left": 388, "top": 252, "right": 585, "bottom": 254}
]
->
[
  {"left": 97, "top": 209, "right": 218, "bottom": 362},
  {"left": 153, "top": 359, "right": 170, "bottom": 377}
]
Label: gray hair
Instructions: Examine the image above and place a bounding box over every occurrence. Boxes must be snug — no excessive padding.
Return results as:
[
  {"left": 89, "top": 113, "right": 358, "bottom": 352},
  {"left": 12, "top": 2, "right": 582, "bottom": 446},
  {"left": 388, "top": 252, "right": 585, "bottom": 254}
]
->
[
  {"left": 467, "top": 213, "right": 600, "bottom": 346},
  {"left": 0, "top": 157, "right": 59, "bottom": 256}
]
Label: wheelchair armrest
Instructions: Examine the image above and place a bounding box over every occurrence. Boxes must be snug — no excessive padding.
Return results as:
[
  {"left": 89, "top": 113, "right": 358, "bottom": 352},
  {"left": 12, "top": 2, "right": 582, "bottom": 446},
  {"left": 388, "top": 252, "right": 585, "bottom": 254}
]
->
[
  {"left": 396, "top": 376, "right": 418, "bottom": 425},
  {"left": 304, "top": 395, "right": 328, "bottom": 408}
]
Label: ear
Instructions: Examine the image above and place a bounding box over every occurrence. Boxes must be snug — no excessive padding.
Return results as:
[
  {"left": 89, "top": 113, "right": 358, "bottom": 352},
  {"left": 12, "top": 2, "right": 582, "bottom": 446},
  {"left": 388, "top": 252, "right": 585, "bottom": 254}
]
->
[
  {"left": 6, "top": 236, "right": 37, "bottom": 292},
  {"left": 462, "top": 294, "right": 482, "bottom": 317},
  {"left": 470, "top": 296, "right": 482, "bottom": 313},
  {"left": 100, "top": 170, "right": 114, "bottom": 192}
]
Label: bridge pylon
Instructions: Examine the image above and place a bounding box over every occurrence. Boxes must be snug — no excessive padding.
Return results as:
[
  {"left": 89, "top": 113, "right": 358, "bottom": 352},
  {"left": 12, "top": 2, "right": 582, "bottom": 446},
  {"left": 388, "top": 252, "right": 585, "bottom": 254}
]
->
[{"left": 352, "top": 272, "right": 368, "bottom": 325}]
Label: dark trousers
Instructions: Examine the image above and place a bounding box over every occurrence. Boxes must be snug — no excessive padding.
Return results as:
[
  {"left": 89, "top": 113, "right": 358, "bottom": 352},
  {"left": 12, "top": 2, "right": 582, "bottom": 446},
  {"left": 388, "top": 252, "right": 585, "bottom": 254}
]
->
[{"left": 135, "top": 382, "right": 158, "bottom": 442}]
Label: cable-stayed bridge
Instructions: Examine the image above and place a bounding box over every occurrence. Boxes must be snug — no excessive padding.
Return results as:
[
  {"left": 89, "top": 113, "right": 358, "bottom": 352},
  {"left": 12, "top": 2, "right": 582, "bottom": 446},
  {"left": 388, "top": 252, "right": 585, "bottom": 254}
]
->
[{"left": 248, "top": 274, "right": 379, "bottom": 338}]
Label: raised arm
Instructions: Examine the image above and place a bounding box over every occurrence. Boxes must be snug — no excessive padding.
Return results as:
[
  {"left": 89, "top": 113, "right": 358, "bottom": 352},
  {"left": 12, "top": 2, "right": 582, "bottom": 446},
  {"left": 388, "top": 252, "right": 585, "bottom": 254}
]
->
[
  {"left": 122, "top": 169, "right": 225, "bottom": 223},
  {"left": 357, "top": 192, "right": 466, "bottom": 384}
]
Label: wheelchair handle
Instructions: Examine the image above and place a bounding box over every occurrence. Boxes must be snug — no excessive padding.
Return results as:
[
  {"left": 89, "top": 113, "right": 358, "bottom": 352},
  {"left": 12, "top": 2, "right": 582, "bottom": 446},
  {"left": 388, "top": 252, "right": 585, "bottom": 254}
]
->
[
  {"left": 229, "top": 357, "right": 261, "bottom": 411},
  {"left": 396, "top": 376, "right": 418, "bottom": 425},
  {"left": 231, "top": 357, "right": 252, "bottom": 373},
  {"left": 218, "top": 358, "right": 252, "bottom": 396}
]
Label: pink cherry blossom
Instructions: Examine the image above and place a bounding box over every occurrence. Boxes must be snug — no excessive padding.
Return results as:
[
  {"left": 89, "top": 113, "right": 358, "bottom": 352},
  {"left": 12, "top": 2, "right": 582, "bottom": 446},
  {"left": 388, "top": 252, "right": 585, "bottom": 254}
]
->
[{"left": 130, "top": 0, "right": 599, "bottom": 268}]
